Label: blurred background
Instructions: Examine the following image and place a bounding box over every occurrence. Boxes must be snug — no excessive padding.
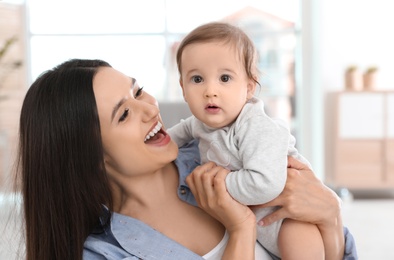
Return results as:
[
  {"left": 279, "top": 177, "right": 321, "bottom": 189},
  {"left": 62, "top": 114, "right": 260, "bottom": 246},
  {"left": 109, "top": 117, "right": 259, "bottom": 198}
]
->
[{"left": 1, "top": 0, "right": 393, "bottom": 258}]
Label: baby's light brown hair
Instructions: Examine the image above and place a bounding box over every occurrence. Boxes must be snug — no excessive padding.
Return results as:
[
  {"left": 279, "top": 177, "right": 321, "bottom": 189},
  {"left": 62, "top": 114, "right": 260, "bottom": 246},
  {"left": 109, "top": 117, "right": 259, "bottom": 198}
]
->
[{"left": 176, "top": 22, "right": 260, "bottom": 86}]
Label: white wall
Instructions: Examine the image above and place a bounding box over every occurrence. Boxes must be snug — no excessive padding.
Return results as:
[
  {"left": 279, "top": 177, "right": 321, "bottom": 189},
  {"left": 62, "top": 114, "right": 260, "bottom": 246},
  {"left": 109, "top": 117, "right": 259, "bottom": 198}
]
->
[
  {"left": 299, "top": 0, "right": 394, "bottom": 180},
  {"left": 321, "top": 0, "right": 394, "bottom": 91}
]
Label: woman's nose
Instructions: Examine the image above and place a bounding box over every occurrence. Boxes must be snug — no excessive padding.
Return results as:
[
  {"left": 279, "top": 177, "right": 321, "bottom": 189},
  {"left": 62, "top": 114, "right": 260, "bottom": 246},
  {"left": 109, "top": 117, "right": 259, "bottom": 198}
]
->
[
  {"left": 133, "top": 96, "right": 159, "bottom": 122},
  {"left": 141, "top": 101, "right": 159, "bottom": 122}
]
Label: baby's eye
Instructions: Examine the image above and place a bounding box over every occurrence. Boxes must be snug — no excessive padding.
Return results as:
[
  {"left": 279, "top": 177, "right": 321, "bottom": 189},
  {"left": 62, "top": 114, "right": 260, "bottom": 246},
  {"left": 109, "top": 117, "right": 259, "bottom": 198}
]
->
[
  {"left": 134, "top": 87, "right": 144, "bottom": 98},
  {"left": 191, "top": 75, "right": 203, "bottom": 83},
  {"left": 220, "top": 74, "right": 230, "bottom": 82},
  {"left": 119, "top": 108, "right": 129, "bottom": 122}
]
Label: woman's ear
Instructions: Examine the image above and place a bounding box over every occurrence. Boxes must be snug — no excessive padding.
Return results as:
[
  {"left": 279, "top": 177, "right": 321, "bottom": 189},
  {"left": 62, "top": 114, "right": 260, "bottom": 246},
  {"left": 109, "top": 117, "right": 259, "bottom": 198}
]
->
[{"left": 103, "top": 154, "right": 110, "bottom": 166}]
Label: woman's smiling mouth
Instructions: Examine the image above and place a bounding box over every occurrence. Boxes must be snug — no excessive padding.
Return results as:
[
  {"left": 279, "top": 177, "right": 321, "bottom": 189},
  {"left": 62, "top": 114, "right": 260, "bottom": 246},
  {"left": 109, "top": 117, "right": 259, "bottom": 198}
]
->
[{"left": 144, "top": 122, "right": 163, "bottom": 142}]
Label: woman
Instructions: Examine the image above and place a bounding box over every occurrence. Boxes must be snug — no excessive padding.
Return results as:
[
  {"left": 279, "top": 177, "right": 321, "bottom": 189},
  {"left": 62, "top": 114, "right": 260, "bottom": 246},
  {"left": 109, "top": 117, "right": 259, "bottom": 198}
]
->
[{"left": 17, "top": 59, "right": 356, "bottom": 260}]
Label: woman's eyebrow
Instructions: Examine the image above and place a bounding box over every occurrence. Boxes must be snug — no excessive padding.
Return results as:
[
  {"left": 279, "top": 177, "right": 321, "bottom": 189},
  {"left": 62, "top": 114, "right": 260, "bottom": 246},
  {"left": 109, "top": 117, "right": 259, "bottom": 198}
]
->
[{"left": 111, "top": 77, "right": 136, "bottom": 122}]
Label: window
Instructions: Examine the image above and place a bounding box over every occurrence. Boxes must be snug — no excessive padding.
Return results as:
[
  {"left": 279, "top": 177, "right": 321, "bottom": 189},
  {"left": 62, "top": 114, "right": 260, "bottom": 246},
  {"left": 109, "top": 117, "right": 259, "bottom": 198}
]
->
[{"left": 27, "top": 0, "right": 300, "bottom": 123}]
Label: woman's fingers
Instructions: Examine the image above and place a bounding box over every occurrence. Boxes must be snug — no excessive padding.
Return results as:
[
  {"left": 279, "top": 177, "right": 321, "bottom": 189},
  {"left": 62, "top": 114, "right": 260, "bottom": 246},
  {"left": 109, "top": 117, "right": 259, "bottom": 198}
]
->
[
  {"left": 287, "top": 155, "right": 308, "bottom": 170},
  {"left": 186, "top": 162, "right": 217, "bottom": 207},
  {"left": 256, "top": 156, "right": 342, "bottom": 227},
  {"left": 212, "top": 167, "right": 227, "bottom": 192},
  {"left": 187, "top": 163, "right": 255, "bottom": 232},
  {"left": 258, "top": 207, "right": 287, "bottom": 226},
  {"left": 253, "top": 157, "right": 315, "bottom": 225},
  {"left": 251, "top": 191, "right": 288, "bottom": 226}
]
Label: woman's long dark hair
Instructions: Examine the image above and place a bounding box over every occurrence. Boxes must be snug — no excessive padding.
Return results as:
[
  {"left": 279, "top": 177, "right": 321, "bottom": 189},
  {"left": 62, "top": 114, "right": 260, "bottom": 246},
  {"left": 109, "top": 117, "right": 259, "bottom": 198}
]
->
[{"left": 17, "top": 59, "right": 113, "bottom": 260}]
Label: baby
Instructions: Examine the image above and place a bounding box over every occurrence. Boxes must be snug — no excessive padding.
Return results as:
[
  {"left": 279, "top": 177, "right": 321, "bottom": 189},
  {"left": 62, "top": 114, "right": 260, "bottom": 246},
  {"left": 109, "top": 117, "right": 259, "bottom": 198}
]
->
[{"left": 168, "top": 22, "right": 324, "bottom": 259}]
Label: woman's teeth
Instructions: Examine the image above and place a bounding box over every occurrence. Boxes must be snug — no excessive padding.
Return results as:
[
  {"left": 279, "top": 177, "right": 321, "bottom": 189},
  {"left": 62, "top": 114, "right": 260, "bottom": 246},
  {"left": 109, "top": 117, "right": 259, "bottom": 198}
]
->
[{"left": 144, "top": 122, "right": 162, "bottom": 142}]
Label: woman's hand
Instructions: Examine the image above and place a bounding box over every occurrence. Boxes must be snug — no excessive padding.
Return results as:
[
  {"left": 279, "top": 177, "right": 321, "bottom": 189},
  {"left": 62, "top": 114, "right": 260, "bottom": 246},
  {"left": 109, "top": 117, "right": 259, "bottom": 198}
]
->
[
  {"left": 186, "top": 162, "right": 256, "bottom": 260},
  {"left": 255, "top": 156, "right": 345, "bottom": 260},
  {"left": 256, "top": 156, "right": 342, "bottom": 227},
  {"left": 186, "top": 162, "right": 255, "bottom": 233}
]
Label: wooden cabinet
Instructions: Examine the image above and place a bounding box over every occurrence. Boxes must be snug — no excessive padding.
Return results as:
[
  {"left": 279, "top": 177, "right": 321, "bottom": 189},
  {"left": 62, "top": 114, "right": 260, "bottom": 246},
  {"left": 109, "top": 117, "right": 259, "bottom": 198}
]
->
[
  {"left": 386, "top": 93, "right": 394, "bottom": 183},
  {"left": 387, "top": 140, "right": 394, "bottom": 182},
  {"left": 325, "top": 91, "right": 394, "bottom": 190}
]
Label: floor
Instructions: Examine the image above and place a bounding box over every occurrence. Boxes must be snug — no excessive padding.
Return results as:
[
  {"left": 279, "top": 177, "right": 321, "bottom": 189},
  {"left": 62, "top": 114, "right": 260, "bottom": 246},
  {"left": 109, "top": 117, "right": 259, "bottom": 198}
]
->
[
  {"left": 341, "top": 190, "right": 394, "bottom": 259},
  {"left": 1, "top": 192, "right": 394, "bottom": 259}
]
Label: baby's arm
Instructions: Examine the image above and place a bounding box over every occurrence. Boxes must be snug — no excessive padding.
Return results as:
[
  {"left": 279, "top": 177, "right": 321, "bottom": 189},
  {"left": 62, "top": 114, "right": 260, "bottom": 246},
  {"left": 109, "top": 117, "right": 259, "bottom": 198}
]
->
[
  {"left": 225, "top": 114, "right": 290, "bottom": 205},
  {"left": 275, "top": 118, "right": 312, "bottom": 169},
  {"left": 167, "top": 116, "right": 196, "bottom": 147}
]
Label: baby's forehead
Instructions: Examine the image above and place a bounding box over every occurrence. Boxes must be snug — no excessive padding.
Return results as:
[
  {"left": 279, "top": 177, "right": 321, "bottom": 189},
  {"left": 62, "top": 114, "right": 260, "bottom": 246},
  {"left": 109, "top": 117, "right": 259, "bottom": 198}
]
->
[
  {"left": 211, "top": 39, "right": 245, "bottom": 57},
  {"left": 196, "top": 40, "right": 244, "bottom": 56}
]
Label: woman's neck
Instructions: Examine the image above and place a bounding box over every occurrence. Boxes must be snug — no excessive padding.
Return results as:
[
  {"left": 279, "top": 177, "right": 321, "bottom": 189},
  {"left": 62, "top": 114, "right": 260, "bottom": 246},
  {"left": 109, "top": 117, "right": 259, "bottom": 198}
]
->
[
  {"left": 109, "top": 161, "right": 226, "bottom": 256},
  {"left": 110, "top": 162, "right": 179, "bottom": 216}
]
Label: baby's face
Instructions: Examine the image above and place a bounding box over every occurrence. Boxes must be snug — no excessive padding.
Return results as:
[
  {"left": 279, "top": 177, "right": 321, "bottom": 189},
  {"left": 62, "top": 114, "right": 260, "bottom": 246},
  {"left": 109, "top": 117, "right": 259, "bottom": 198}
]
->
[{"left": 179, "top": 41, "right": 255, "bottom": 128}]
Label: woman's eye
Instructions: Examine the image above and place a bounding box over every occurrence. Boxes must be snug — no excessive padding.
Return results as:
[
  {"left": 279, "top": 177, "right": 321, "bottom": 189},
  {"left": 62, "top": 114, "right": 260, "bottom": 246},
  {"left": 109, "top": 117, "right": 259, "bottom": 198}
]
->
[
  {"left": 220, "top": 74, "right": 230, "bottom": 82},
  {"left": 192, "top": 75, "right": 203, "bottom": 83},
  {"left": 119, "top": 108, "right": 129, "bottom": 122},
  {"left": 134, "top": 87, "right": 143, "bottom": 98}
]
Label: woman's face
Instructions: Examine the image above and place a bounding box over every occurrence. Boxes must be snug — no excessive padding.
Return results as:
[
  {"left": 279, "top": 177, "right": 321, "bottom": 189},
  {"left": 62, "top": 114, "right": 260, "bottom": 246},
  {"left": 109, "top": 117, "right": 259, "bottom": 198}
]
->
[{"left": 93, "top": 67, "right": 178, "bottom": 179}]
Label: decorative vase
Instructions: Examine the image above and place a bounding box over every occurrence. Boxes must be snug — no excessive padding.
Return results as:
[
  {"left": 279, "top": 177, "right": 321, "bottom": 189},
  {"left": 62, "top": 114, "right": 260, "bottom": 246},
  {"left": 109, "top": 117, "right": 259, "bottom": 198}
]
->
[
  {"left": 363, "top": 67, "right": 378, "bottom": 90},
  {"left": 345, "top": 66, "right": 363, "bottom": 91}
]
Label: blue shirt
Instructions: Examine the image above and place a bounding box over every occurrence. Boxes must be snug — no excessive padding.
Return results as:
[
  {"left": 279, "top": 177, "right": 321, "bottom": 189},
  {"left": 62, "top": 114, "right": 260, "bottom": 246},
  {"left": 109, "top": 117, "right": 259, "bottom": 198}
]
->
[{"left": 83, "top": 140, "right": 358, "bottom": 259}]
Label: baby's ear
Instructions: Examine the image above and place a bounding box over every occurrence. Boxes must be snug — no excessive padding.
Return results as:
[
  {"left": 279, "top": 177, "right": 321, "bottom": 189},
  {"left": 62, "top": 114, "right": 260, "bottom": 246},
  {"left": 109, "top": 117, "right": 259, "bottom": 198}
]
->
[{"left": 246, "top": 79, "right": 256, "bottom": 99}]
